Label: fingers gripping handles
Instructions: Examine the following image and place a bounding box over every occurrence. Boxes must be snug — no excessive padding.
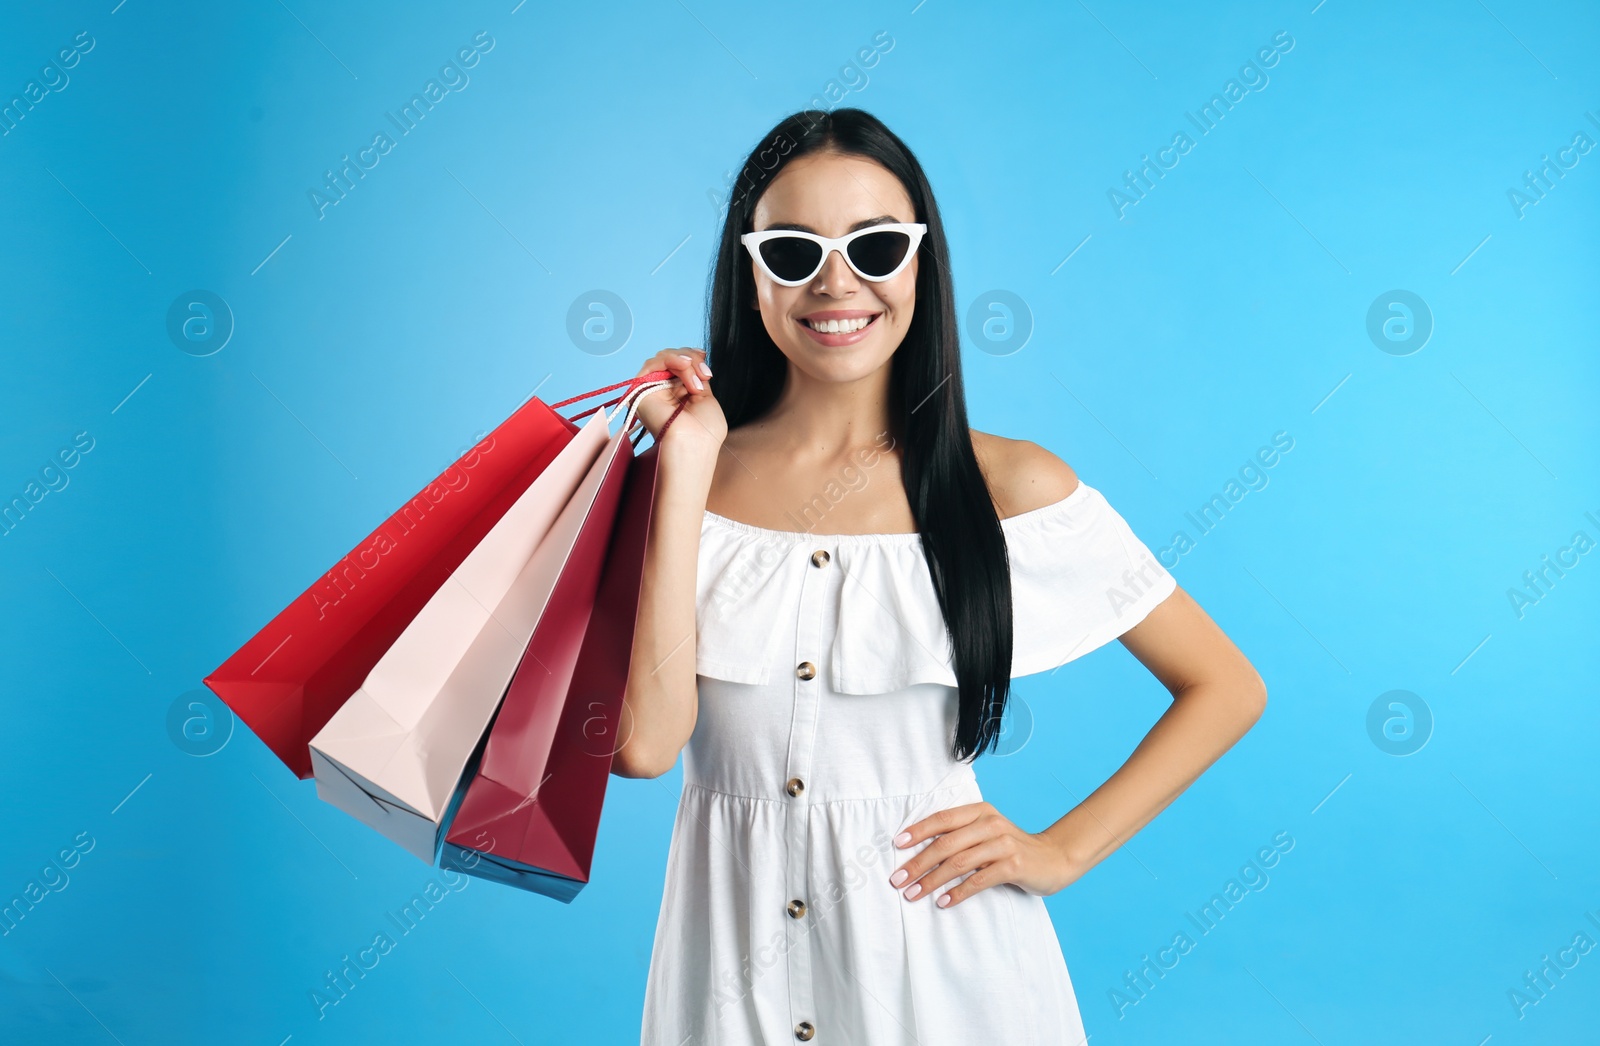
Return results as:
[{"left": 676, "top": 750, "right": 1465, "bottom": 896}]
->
[{"left": 549, "top": 370, "right": 689, "bottom": 446}]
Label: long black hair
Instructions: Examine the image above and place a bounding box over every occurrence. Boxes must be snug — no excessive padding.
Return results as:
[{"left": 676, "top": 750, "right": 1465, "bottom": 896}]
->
[{"left": 703, "top": 107, "right": 1014, "bottom": 763}]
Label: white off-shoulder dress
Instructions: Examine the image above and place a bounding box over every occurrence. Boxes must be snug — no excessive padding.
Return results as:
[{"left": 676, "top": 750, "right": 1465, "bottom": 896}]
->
[{"left": 640, "top": 480, "right": 1177, "bottom": 1045}]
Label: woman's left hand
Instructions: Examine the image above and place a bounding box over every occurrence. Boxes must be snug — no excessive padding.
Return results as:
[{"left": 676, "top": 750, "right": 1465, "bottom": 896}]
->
[{"left": 888, "top": 801, "right": 1078, "bottom": 908}]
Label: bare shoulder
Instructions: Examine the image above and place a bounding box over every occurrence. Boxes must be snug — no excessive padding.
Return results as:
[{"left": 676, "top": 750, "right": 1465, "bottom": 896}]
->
[{"left": 970, "top": 429, "right": 1080, "bottom": 520}]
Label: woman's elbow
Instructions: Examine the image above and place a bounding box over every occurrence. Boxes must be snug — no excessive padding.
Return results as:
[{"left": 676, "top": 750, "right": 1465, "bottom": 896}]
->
[
  {"left": 611, "top": 739, "right": 679, "bottom": 780},
  {"left": 1242, "top": 670, "right": 1268, "bottom": 725}
]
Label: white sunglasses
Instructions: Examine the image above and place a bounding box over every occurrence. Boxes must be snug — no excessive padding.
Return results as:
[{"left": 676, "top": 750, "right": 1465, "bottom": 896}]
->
[{"left": 740, "top": 222, "right": 927, "bottom": 287}]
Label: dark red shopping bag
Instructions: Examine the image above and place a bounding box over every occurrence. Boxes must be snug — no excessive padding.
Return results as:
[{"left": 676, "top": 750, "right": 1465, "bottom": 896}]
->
[
  {"left": 201, "top": 371, "right": 678, "bottom": 781},
  {"left": 440, "top": 440, "right": 660, "bottom": 902}
]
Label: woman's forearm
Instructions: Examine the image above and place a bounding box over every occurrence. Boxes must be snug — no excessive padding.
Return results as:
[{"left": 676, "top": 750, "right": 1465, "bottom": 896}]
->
[
  {"left": 611, "top": 442, "right": 717, "bottom": 778},
  {"left": 1039, "top": 677, "right": 1266, "bottom": 878}
]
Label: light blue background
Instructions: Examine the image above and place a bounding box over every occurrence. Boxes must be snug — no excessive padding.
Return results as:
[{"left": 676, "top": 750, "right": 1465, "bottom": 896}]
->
[{"left": 2, "top": 0, "right": 1597, "bottom": 1042}]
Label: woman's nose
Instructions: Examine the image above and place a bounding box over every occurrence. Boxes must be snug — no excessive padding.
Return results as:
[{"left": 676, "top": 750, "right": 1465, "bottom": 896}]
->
[{"left": 814, "top": 248, "right": 858, "bottom": 293}]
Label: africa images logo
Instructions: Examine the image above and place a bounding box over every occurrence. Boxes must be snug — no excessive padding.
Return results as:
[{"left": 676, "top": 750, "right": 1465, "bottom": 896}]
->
[{"left": 307, "top": 31, "right": 495, "bottom": 219}]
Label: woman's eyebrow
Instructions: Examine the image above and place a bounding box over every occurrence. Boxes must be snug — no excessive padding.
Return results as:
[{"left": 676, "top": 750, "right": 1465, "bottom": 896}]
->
[{"left": 763, "top": 215, "right": 902, "bottom": 233}]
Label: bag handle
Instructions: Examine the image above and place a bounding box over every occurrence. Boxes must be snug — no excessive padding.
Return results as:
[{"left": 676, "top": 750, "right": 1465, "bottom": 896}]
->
[{"left": 552, "top": 370, "right": 689, "bottom": 445}]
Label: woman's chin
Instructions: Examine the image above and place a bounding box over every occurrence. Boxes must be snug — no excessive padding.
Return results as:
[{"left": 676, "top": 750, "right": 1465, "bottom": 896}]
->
[{"left": 782, "top": 348, "right": 898, "bottom": 385}]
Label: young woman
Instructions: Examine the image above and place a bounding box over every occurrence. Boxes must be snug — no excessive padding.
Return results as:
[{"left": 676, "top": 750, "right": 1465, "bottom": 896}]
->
[{"left": 613, "top": 108, "right": 1265, "bottom": 1045}]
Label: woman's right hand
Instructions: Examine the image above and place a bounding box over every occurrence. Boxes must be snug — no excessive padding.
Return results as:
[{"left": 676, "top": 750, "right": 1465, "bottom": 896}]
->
[{"left": 629, "top": 348, "right": 726, "bottom": 461}]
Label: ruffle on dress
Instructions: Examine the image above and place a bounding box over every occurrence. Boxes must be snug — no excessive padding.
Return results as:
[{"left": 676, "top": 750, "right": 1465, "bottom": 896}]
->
[{"left": 695, "top": 481, "right": 1177, "bottom": 693}]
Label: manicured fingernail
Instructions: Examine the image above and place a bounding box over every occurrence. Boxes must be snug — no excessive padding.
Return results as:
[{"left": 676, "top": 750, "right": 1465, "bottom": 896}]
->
[
  {"left": 697, "top": 361, "right": 712, "bottom": 377},
  {"left": 889, "top": 869, "right": 908, "bottom": 887},
  {"left": 676, "top": 354, "right": 690, "bottom": 363},
  {"left": 690, "top": 374, "right": 703, "bottom": 390},
  {"left": 937, "top": 894, "right": 951, "bottom": 908},
  {"left": 894, "top": 832, "right": 911, "bottom": 847},
  {"left": 903, "top": 884, "right": 921, "bottom": 900}
]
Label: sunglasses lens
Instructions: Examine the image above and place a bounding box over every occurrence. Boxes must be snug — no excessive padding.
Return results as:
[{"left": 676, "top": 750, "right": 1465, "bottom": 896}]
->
[
  {"left": 758, "top": 237, "right": 824, "bottom": 282},
  {"left": 847, "top": 230, "right": 913, "bottom": 279}
]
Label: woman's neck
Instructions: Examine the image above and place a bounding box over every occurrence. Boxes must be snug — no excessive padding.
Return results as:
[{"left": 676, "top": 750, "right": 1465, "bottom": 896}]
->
[{"left": 754, "top": 362, "right": 895, "bottom": 462}]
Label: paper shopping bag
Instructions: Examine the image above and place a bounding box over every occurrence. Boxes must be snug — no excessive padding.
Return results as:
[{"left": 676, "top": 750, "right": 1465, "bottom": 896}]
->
[
  {"left": 440, "top": 442, "right": 659, "bottom": 901},
  {"left": 203, "top": 395, "right": 578, "bottom": 779},
  {"left": 308, "top": 409, "right": 630, "bottom": 863}
]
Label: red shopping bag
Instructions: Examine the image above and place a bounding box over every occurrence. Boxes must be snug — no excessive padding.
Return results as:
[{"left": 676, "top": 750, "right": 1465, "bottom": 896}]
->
[
  {"left": 203, "top": 396, "right": 580, "bottom": 778},
  {"left": 440, "top": 436, "right": 661, "bottom": 902}
]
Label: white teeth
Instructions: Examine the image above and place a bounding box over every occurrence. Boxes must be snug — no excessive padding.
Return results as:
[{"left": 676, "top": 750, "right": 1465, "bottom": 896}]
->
[{"left": 805, "top": 316, "right": 873, "bottom": 333}]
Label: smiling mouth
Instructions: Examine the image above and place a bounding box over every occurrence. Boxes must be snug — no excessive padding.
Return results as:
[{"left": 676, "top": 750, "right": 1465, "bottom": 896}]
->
[{"left": 801, "top": 314, "right": 881, "bottom": 334}]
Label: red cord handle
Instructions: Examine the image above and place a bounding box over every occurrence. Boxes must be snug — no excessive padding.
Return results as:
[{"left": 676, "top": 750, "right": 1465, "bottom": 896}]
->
[
  {"left": 550, "top": 369, "right": 688, "bottom": 442},
  {"left": 659, "top": 399, "right": 688, "bottom": 441}
]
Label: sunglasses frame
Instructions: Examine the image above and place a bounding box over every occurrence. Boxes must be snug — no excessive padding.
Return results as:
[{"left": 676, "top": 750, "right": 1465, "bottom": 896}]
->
[{"left": 740, "top": 222, "right": 928, "bottom": 287}]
